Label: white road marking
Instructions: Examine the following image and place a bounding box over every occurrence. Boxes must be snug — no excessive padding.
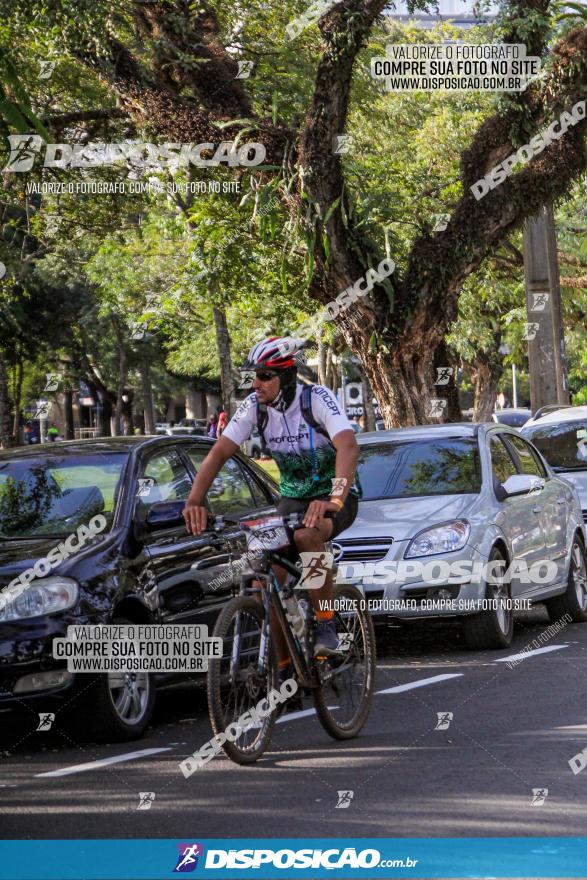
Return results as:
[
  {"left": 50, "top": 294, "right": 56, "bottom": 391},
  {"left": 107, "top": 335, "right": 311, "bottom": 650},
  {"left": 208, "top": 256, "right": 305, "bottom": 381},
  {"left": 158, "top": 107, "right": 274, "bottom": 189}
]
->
[
  {"left": 375, "top": 673, "right": 463, "bottom": 695},
  {"left": 35, "top": 747, "right": 173, "bottom": 778},
  {"left": 494, "top": 644, "right": 569, "bottom": 664},
  {"left": 276, "top": 706, "right": 337, "bottom": 724},
  {"left": 28, "top": 675, "right": 463, "bottom": 776}
]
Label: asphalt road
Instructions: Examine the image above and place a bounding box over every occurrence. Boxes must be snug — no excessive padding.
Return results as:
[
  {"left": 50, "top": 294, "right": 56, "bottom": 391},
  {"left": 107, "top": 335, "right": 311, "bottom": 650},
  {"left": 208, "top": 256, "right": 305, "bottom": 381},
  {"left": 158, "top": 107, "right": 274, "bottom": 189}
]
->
[{"left": 1, "top": 605, "right": 587, "bottom": 840}]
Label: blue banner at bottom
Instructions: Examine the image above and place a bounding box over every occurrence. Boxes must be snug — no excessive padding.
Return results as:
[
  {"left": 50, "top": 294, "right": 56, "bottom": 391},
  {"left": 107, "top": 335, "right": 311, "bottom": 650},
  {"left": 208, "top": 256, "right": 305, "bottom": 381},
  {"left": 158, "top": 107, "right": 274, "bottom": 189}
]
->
[{"left": 0, "top": 838, "right": 585, "bottom": 879}]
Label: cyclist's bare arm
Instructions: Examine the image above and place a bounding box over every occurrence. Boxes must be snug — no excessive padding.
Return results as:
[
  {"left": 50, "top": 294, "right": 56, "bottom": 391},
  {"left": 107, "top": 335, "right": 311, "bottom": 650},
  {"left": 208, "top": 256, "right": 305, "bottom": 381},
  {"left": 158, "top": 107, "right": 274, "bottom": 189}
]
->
[
  {"left": 303, "top": 429, "right": 359, "bottom": 530},
  {"left": 183, "top": 435, "right": 239, "bottom": 535}
]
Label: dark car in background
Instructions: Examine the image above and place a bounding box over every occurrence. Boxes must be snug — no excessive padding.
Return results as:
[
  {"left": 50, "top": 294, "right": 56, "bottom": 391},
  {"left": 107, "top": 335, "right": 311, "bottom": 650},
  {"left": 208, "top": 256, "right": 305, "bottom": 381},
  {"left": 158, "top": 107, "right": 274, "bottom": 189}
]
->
[
  {"left": 165, "top": 418, "right": 208, "bottom": 436},
  {"left": 0, "top": 437, "right": 279, "bottom": 741},
  {"left": 492, "top": 408, "right": 532, "bottom": 427}
]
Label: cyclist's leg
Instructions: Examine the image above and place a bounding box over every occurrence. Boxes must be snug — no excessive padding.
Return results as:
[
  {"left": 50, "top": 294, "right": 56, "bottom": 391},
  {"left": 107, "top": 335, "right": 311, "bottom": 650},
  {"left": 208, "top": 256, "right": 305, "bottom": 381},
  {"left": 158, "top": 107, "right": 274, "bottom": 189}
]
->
[
  {"left": 269, "top": 563, "right": 291, "bottom": 672},
  {"left": 293, "top": 494, "right": 359, "bottom": 652},
  {"left": 249, "top": 568, "right": 291, "bottom": 672},
  {"left": 293, "top": 520, "right": 334, "bottom": 615}
]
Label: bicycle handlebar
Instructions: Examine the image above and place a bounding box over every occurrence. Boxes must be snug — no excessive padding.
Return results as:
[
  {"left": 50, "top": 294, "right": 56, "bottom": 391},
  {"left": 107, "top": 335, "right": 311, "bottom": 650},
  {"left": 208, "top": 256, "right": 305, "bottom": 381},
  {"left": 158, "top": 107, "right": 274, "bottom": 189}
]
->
[{"left": 208, "top": 510, "right": 334, "bottom": 532}]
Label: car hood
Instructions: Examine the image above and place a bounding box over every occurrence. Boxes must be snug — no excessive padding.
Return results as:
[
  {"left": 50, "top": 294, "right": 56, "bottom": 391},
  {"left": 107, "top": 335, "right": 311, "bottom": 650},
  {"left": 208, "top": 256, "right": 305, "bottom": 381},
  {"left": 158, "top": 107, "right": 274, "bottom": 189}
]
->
[
  {"left": 0, "top": 533, "right": 110, "bottom": 586},
  {"left": 349, "top": 494, "right": 478, "bottom": 542},
  {"left": 0, "top": 536, "right": 67, "bottom": 585}
]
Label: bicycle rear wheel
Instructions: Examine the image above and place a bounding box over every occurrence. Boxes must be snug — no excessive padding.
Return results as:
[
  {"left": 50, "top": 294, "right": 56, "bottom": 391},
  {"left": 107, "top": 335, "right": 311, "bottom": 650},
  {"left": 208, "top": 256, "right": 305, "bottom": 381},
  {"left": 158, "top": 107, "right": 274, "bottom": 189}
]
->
[
  {"left": 313, "top": 583, "right": 376, "bottom": 739},
  {"left": 207, "top": 596, "right": 278, "bottom": 765}
]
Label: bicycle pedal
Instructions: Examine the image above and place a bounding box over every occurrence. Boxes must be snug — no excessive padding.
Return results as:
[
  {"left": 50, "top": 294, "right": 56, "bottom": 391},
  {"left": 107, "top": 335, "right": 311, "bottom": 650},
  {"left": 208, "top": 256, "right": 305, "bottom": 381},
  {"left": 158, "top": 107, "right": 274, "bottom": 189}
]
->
[{"left": 275, "top": 695, "right": 304, "bottom": 718}]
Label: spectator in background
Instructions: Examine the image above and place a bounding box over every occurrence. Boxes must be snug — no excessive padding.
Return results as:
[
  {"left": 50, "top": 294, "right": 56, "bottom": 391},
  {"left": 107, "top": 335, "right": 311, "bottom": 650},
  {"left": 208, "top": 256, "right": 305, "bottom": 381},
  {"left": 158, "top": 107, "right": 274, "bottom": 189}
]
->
[
  {"left": 23, "top": 423, "right": 32, "bottom": 445},
  {"left": 208, "top": 414, "right": 218, "bottom": 439},
  {"left": 47, "top": 424, "right": 59, "bottom": 442},
  {"left": 217, "top": 408, "right": 226, "bottom": 436}
]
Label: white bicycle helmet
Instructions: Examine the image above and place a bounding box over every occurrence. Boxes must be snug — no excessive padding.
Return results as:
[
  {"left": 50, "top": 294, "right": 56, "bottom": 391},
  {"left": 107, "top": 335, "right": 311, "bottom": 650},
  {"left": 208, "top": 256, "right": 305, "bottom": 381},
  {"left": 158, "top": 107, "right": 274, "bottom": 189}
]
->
[{"left": 242, "top": 336, "right": 306, "bottom": 370}]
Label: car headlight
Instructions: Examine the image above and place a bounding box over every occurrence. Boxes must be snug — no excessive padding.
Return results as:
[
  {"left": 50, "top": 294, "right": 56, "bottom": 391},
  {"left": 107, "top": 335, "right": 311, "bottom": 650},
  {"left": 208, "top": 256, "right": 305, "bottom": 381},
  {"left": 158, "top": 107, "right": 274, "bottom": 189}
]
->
[
  {"left": 0, "top": 577, "right": 79, "bottom": 622},
  {"left": 405, "top": 520, "right": 470, "bottom": 558}
]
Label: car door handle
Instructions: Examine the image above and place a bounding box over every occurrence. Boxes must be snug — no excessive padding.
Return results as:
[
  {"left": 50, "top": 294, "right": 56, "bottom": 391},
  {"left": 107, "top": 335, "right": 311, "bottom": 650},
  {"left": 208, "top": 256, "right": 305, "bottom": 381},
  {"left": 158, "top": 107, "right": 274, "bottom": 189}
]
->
[{"left": 532, "top": 506, "right": 541, "bottom": 514}]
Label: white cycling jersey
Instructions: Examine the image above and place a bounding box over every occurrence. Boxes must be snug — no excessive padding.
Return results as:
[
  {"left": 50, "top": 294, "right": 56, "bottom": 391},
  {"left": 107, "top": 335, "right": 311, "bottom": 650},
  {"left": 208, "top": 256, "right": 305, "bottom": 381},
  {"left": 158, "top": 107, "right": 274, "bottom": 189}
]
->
[{"left": 223, "top": 384, "right": 354, "bottom": 499}]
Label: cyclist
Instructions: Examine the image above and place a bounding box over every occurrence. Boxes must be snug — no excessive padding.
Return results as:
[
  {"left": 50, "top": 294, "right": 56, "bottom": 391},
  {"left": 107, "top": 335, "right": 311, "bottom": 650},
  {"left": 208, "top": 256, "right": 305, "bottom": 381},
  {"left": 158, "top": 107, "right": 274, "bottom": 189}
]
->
[{"left": 183, "top": 335, "right": 360, "bottom": 667}]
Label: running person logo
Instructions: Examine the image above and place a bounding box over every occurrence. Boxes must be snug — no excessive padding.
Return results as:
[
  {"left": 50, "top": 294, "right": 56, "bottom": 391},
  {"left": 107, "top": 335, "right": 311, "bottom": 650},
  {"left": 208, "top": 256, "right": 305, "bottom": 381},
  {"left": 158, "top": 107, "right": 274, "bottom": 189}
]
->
[
  {"left": 137, "top": 478, "right": 156, "bottom": 498},
  {"left": 435, "top": 711, "right": 453, "bottom": 730},
  {"left": 3, "top": 134, "right": 44, "bottom": 172},
  {"left": 236, "top": 60, "right": 253, "bottom": 79},
  {"left": 531, "top": 293, "right": 549, "bottom": 311},
  {"left": 339, "top": 632, "right": 354, "bottom": 652},
  {"left": 435, "top": 367, "right": 453, "bottom": 385},
  {"left": 173, "top": 843, "right": 204, "bottom": 872},
  {"left": 335, "top": 790, "right": 354, "bottom": 808},
  {"left": 137, "top": 792, "right": 156, "bottom": 810},
  {"left": 298, "top": 551, "right": 334, "bottom": 590},
  {"left": 36, "top": 713, "right": 55, "bottom": 731},
  {"left": 43, "top": 373, "right": 60, "bottom": 392}
]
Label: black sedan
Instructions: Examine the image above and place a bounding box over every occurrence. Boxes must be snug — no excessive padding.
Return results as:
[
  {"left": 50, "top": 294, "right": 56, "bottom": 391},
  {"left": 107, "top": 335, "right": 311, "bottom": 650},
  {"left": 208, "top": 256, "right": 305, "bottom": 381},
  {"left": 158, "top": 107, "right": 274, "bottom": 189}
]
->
[{"left": 0, "top": 437, "right": 278, "bottom": 740}]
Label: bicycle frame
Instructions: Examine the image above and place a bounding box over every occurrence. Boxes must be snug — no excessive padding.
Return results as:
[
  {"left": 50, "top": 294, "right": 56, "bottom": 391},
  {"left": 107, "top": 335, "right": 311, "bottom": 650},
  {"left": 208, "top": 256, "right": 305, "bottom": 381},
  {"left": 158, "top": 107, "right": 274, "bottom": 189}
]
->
[{"left": 240, "top": 549, "right": 318, "bottom": 690}]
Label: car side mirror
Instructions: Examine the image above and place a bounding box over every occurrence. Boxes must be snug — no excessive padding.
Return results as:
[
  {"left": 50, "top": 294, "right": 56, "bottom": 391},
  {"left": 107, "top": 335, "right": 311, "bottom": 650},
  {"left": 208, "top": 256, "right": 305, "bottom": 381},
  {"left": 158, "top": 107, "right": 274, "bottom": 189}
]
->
[
  {"left": 144, "top": 500, "right": 186, "bottom": 531},
  {"left": 500, "top": 474, "right": 544, "bottom": 499}
]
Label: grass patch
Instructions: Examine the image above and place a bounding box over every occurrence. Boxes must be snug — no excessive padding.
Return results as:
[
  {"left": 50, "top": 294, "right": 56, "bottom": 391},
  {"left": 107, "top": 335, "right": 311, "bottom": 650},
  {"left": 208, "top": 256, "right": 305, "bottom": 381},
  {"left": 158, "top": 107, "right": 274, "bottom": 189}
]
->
[{"left": 257, "top": 458, "right": 280, "bottom": 484}]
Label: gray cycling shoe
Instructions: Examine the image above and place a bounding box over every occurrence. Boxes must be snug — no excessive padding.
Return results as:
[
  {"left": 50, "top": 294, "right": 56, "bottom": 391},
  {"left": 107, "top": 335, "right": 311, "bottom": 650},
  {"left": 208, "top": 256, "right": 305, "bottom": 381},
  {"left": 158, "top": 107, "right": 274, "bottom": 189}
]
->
[{"left": 314, "top": 619, "right": 341, "bottom": 656}]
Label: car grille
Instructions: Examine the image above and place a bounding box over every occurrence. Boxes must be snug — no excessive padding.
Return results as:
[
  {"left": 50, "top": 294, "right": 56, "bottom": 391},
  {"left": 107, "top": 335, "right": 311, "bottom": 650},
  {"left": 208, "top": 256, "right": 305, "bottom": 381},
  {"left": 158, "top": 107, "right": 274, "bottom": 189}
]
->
[{"left": 336, "top": 536, "right": 394, "bottom": 562}]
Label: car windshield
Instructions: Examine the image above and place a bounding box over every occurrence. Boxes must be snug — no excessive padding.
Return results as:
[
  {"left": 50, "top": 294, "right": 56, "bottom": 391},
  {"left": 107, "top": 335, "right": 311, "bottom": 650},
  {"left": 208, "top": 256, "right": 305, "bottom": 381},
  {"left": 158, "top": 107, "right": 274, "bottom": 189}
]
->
[
  {"left": 358, "top": 438, "right": 482, "bottom": 500},
  {"left": 522, "top": 420, "right": 587, "bottom": 470},
  {"left": 0, "top": 452, "right": 128, "bottom": 538}
]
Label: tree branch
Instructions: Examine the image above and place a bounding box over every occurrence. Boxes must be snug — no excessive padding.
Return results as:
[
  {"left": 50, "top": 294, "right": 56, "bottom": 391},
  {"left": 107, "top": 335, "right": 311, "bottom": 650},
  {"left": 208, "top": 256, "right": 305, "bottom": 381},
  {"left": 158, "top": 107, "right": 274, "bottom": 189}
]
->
[{"left": 399, "top": 25, "right": 587, "bottom": 350}]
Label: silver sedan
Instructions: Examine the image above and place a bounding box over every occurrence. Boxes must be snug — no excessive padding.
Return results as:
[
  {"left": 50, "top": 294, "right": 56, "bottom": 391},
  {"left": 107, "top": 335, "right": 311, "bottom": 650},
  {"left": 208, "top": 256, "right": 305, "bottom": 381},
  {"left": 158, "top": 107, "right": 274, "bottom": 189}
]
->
[{"left": 335, "top": 423, "right": 587, "bottom": 649}]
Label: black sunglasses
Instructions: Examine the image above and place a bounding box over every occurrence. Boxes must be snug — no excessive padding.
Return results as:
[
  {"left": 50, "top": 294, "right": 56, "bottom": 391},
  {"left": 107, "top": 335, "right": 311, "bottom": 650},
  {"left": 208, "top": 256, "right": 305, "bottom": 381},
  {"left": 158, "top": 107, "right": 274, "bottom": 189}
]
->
[{"left": 255, "top": 370, "right": 279, "bottom": 382}]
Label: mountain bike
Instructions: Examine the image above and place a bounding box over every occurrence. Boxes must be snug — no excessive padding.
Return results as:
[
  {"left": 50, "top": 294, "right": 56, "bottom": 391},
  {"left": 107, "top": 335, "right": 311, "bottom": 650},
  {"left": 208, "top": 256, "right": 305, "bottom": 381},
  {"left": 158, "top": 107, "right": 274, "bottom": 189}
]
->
[{"left": 206, "top": 512, "right": 376, "bottom": 765}]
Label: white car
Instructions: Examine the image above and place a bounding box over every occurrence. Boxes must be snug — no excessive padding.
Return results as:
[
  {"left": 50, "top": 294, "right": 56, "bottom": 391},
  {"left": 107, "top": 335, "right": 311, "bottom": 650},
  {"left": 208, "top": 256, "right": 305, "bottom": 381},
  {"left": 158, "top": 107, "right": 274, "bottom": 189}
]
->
[
  {"left": 522, "top": 405, "right": 587, "bottom": 526},
  {"left": 241, "top": 427, "right": 263, "bottom": 460},
  {"left": 335, "top": 423, "right": 587, "bottom": 649}
]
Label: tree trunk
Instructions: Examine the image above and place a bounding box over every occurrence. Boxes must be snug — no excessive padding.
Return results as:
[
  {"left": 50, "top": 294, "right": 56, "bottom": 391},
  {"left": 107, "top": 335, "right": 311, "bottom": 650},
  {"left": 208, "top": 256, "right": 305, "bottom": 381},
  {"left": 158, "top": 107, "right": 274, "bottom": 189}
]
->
[
  {"left": 213, "top": 299, "right": 236, "bottom": 417},
  {"left": 67, "top": 1, "right": 587, "bottom": 431},
  {"left": 64, "top": 388, "right": 75, "bottom": 440},
  {"left": 361, "top": 374, "right": 376, "bottom": 431},
  {"left": 317, "top": 335, "right": 327, "bottom": 387},
  {"left": 0, "top": 353, "right": 13, "bottom": 448},
  {"left": 433, "top": 340, "right": 462, "bottom": 423},
  {"left": 140, "top": 359, "right": 156, "bottom": 434},
  {"left": 112, "top": 319, "right": 127, "bottom": 437},
  {"left": 472, "top": 356, "right": 501, "bottom": 422},
  {"left": 326, "top": 347, "right": 337, "bottom": 392},
  {"left": 96, "top": 390, "right": 112, "bottom": 437},
  {"left": 350, "top": 334, "right": 438, "bottom": 428},
  {"left": 121, "top": 389, "right": 134, "bottom": 435},
  {"left": 11, "top": 358, "right": 23, "bottom": 439}
]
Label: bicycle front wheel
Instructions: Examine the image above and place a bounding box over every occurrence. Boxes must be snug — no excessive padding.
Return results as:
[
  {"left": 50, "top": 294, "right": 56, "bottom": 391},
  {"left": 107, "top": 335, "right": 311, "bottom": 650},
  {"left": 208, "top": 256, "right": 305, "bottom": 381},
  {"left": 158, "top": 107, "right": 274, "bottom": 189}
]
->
[
  {"left": 313, "top": 583, "right": 376, "bottom": 739},
  {"left": 207, "top": 596, "right": 277, "bottom": 765}
]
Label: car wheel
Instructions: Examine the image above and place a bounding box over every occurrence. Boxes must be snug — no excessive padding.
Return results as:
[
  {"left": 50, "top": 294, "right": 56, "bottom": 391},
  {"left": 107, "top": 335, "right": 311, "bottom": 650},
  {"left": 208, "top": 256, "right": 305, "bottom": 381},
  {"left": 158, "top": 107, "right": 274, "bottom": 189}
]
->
[
  {"left": 463, "top": 548, "right": 514, "bottom": 650},
  {"left": 72, "top": 618, "right": 155, "bottom": 742},
  {"left": 546, "top": 536, "right": 587, "bottom": 624}
]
